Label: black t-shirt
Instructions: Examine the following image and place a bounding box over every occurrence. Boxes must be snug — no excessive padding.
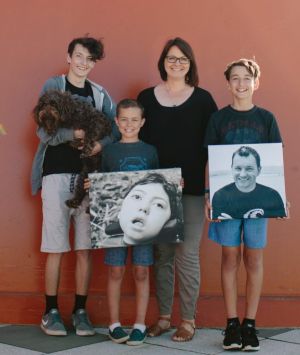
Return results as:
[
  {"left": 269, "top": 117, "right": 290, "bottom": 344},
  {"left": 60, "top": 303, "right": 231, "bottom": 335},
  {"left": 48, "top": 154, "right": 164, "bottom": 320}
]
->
[
  {"left": 212, "top": 182, "right": 286, "bottom": 219},
  {"left": 205, "top": 105, "right": 284, "bottom": 219},
  {"left": 42, "top": 79, "right": 95, "bottom": 176},
  {"left": 137, "top": 87, "right": 217, "bottom": 195},
  {"left": 204, "top": 105, "right": 282, "bottom": 145}
]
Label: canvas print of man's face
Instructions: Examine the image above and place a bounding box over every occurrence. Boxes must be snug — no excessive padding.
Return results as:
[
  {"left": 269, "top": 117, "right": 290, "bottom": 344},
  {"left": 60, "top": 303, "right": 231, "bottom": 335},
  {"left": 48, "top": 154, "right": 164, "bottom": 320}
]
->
[
  {"left": 208, "top": 144, "right": 287, "bottom": 219},
  {"left": 232, "top": 149, "right": 261, "bottom": 193}
]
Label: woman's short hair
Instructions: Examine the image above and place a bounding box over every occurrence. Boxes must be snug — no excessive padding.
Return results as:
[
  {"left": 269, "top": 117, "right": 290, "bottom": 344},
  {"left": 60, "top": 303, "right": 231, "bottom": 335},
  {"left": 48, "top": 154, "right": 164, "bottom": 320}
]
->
[{"left": 157, "top": 37, "right": 199, "bottom": 87}]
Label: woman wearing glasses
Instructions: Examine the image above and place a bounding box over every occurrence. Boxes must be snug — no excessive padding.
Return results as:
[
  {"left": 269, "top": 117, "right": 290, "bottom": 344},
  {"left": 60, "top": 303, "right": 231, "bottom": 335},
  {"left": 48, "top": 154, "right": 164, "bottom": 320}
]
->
[{"left": 137, "top": 37, "right": 217, "bottom": 342}]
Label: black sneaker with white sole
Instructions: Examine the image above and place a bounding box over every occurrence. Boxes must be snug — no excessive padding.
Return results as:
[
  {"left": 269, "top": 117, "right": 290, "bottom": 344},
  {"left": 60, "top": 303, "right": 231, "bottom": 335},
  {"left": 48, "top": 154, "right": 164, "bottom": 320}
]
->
[
  {"left": 241, "top": 324, "right": 260, "bottom": 351},
  {"left": 223, "top": 321, "right": 242, "bottom": 350}
]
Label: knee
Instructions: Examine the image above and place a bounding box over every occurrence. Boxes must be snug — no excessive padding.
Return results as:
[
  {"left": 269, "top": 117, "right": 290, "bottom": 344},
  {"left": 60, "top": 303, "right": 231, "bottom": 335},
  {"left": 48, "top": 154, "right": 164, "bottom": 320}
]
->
[
  {"left": 109, "top": 266, "right": 125, "bottom": 281},
  {"left": 46, "top": 252, "right": 64, "bottom": 269},
  {"left": 133, "top": 266, "right": 149, "bottom": 282},
  {"left": 222, "top": 249, "right": 241, "bottom": 271},
  {"left": 176, "top": 244, "right": 199, "bottom": 266},
  {"left": 47, "top": 252, "right": 64, "bottom": 262},
  {"left": 76, "top": 249, "right": 91, "bottom": 262},
  {"left": 244, "top": 251, "right": 263, "bottom": 273}
]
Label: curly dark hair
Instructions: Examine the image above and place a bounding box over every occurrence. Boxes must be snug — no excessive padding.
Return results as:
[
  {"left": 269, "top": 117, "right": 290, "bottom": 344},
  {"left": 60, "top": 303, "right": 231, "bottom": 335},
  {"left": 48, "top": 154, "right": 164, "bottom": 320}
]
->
[
  {"left": 33, "top": 90, "right": 112, "bottom": 208},
  {"left": 67, "top": 36, "right": 104, "bottom": 61}
]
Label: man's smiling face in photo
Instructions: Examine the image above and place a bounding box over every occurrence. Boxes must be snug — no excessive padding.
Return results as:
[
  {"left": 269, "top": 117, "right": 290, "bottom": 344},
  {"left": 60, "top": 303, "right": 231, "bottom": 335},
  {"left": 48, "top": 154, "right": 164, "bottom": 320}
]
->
[{"left": 232, "top": 153, "right": 261, "bottom": 193}]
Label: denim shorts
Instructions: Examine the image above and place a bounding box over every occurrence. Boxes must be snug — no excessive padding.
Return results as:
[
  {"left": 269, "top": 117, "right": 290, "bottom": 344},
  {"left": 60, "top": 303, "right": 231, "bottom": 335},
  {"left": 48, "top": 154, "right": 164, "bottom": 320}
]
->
[
  {"left": 208, "top": 218, "right": 268, "bottom": 249},
  {"left": 104, "top": 244, "right": 153, "bottom": 266}
]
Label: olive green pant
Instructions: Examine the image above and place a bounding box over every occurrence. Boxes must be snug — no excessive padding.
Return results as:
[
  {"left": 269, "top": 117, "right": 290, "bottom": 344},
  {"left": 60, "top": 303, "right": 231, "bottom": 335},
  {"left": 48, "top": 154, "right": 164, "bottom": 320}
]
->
[{"left": 154, "top": 195, "right": 205, "bottom": 320}]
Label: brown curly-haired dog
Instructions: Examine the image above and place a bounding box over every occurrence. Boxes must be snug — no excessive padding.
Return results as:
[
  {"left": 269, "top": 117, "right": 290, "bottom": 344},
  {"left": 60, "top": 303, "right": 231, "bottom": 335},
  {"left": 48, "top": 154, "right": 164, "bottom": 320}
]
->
[{"left": 33, "top": 90, "right": 112, "bottom": 208}]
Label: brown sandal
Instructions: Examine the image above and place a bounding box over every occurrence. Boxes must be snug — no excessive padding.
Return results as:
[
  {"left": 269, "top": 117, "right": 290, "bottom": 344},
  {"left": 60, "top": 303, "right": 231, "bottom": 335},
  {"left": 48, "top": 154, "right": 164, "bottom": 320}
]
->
[
  {"left": 147, "top": 316, "right": 171, "bottom": 337},
  {"left": 172, "top": 320, "right": 195, "bottom": 342}
]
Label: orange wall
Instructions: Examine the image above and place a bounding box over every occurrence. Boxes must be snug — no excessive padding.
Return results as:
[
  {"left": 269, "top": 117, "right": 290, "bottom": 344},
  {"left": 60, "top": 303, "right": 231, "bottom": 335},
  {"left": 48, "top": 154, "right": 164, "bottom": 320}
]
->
[{"left": 1, "top": 0, "right": 300, "bottom": 326}]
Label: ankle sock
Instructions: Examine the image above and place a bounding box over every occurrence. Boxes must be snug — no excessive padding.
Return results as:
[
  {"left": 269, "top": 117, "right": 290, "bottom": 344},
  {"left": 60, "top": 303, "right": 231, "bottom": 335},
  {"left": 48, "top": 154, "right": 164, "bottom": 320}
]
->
[
  {"left": 133, "top": 323, "right": 146, "bottom": 332},
  {"left": 109, "top": 322, "right": 121, "bottom": 332},
  {"left": 45, "top": 295, "right": 58, "bottom": 315},
  {"left": 72, "top": 294, "right": 87, "bottom": 314}
]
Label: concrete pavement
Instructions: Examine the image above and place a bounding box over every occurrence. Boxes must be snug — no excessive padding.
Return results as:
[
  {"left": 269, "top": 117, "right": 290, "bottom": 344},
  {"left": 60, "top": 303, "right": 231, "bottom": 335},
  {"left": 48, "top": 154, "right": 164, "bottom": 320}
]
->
[{"left": 0, "top": 325, "right": 300, "bottom": 354}]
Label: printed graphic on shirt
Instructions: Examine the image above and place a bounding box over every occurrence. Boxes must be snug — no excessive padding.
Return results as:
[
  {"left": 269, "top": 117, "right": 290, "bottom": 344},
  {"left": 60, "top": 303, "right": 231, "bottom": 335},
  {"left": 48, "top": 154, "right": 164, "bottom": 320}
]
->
[
  {"left": 72, "top": 94, "right": 94, "bottom": 107},
  {"left": 119, "top": 156, "right": 148, "bottom": 171},
  {"left": 222, "top": 120, "right": 265, "bottom": 144}
]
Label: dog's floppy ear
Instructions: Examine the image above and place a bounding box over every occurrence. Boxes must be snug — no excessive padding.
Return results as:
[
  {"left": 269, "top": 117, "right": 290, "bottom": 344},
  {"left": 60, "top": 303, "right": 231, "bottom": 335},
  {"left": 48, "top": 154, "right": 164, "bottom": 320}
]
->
[
  {"left": 37, "top": 109, "right": 47, "bottom": 124},
  {"left": 38, "top": 105, "right": 54, "bottom": 123},
  {"left": 37, "top": 105, "right": 60, "bottom": 134}
]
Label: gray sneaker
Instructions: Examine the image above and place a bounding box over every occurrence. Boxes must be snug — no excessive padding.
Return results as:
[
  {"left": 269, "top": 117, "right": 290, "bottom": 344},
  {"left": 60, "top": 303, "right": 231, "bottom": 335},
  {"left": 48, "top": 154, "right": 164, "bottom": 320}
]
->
[
  {"left": 72, "top": 309, "right": 95, "bottom": 336},
  {"left": 40, "top": 308, "right": 67, "bottom": 336}
]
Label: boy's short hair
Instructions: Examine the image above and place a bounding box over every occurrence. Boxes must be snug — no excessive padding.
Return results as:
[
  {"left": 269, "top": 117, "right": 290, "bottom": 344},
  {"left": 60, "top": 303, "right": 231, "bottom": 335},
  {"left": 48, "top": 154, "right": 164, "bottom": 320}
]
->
[
  {"left": 224, "top": 58, "right": 261, "bottom": 81},
  {"left": 157, "top": 37, "right": 199, "bottom": 87},
  {"left": 232, "top": 146, "right": 261, "bottom": 169},
  {"left": 116, "top": 98, "right": 144, "bottom": 117},
  {"left": 67, "top": 36, "right": 104, "bottom": 61}
]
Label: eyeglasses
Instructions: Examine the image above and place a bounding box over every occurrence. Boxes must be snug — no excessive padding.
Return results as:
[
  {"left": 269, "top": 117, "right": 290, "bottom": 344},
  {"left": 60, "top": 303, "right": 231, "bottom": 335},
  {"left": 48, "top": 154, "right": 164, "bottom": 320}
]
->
[{"left": 165, "top": 56, "right": 190, "bottom": 64}]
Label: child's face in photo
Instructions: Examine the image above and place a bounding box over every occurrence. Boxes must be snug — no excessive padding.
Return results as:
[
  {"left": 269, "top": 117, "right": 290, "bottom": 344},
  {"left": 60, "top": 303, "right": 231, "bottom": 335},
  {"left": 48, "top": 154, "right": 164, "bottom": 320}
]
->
[
  {"left": 232, "top": 154, "right": 260, "bottom": 192},
  {"left": 115, "top": 107, "right": 145, "bottom": 142},
  {"left": 227, "top": 65, "right": 259, "bottom": 101},
  {"left": 118, "top": 182, "right": 171, "bottom": 243}
]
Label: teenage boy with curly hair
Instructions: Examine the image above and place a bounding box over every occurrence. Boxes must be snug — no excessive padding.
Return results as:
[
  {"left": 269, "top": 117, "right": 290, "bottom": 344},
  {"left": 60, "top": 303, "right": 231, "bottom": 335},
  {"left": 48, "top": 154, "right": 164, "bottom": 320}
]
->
[{"left": 31, "top": 36, "right": 119, "bottom": 336}]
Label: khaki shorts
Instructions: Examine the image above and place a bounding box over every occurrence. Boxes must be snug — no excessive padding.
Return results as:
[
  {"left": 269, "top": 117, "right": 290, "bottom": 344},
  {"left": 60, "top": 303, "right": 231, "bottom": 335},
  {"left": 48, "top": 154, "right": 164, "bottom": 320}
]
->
[{"left": 41, "top": 174, "right": 91, "bottom": 252}]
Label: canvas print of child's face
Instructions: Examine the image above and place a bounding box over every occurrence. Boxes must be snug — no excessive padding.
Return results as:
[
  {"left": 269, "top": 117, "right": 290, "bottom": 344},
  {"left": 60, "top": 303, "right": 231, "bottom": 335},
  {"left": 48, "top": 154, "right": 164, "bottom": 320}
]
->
[{"left": 118, "top": 183, "right": 171, "bottom": 243}]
